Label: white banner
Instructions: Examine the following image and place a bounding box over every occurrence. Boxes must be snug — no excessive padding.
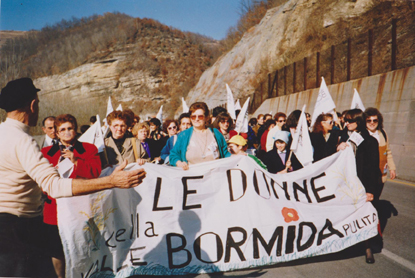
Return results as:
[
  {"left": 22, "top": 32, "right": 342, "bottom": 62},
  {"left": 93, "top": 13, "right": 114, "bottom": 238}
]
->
[{"left": 58, "top": 148, "right": 378, "bottom": 277}]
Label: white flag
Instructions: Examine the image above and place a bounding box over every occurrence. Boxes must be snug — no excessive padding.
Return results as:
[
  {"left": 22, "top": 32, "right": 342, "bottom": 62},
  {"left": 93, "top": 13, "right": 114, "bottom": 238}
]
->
[
  {"left": 182, "top": 97, "right": 189, "bottom": 113},
  {"left": 234, "top": 98, "right": 250, "bottom": 134},
  {"left": 116, "top": 104, "right": 123, "bottom": 111},
  {"left": 156, "top": 105, "right": 163, "bottom": 123},
  {"left": 311, "top": 77, "right": 336, "bottom": 128},
  {"left": 226, "top": 84, "right": 236, "bottom": 120},
  {"left": 78, "top": 115, "right": 105, "bottom": 153},
  {"left": 291, "top": 105, "right": 313, "bottom": 167},
  {"left": 234, "top": 99, "right": 242, "bottom": 111},
  {"left": 106, "top": 97, "right": 114, "bottom": 116},
  {"left": 351, "top": 89, "right": 365, "bottom": 111}
]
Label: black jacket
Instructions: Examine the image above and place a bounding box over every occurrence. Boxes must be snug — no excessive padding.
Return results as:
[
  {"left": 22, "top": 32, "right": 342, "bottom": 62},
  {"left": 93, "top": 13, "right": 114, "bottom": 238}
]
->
[
  {"left": 310, "top": 129, "right": 340, "bottom": 162},
  {"left": 339, "top": 129, "right": 382, "bottom": 196}
]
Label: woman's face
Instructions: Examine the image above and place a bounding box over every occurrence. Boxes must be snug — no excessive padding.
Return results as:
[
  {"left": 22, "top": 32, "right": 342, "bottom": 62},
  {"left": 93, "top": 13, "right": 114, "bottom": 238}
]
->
[
  {"left": 57, "top": 122, "right": 76, "bottom": 145},
  {"left": 345, "top": 118, "right": 357, "bottom": 131},
  {"left": 219, "top": 119, "right": 230, "bottom": 133},
  {"left": 191, "top": 109, "right": 207, "bottom": 130},
  {"left": 366, "top": 116, "right": 379, "bottom": 132},
  {"left": 110, "top": 119, "right": 127, "bottom": 139},
  {"left": 321, "top": 117, "right": 334, "bottom": 132},
  {"left": 276, "top": 117, "right": 286, "bottom": 129},
  {"left": 180, "top": 118, "right": 191, "bottom": 131},
  {"left": 137, "top": 128, "right": 148, "bottom": 141},
  {"left": 149, "top": 124, "right": 157, "bottom": 132},
  {"left": 167, "top": 122, "right": 178, "bottom": 136},
  {"left": 275, "top": 141, "right": 287, "bottom": 152}
]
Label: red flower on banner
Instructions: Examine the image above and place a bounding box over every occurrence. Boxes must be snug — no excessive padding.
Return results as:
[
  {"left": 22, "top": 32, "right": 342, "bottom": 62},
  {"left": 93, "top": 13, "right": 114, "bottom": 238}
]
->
[{"left": 282, "top": 207, "right": 299, "bottom": 223}]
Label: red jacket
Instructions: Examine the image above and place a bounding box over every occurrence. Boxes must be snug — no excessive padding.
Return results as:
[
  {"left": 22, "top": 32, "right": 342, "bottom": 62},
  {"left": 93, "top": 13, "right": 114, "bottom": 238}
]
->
[{"left": 41, "top": 141, "right": 101, "bottom": 225}]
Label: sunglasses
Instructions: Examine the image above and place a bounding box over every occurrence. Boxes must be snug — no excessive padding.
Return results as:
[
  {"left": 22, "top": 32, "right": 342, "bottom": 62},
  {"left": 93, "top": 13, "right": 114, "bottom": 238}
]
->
[
  {"left": 324, "top": 120, "right": 334, "bottom": 125},
  {"left": 191, "top": 115, "right": 205, "bottom": 120},
  {"left": 278, "top": 120, "right": 286, "bottom": 123},
  {"left": 168, "top": 126, "right": 177, "bottom": 130},
  {"left": 366, "top": 119, "right": 379, "bottom": 123},
  {"left": 345, "top": 118, "right": 356, "bottom": 123}
]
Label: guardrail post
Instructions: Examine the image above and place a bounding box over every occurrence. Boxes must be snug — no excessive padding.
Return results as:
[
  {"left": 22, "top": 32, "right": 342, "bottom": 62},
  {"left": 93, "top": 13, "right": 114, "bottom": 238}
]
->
[
  {"left": 293, "top": 62, "right": 296, "bottom": 93},
  {"left": 304, "top": 57, "right": 307, "bottom": 90},
  {"left": 316, "top": 52, "right": 320, "bottom": 87},
  {"left": 392, "top": 19, "right": 397, "bottom": 71},
  {"left": 368, "top": 29, "right": 373, "bottom": 76},
  {"left": 347, "top": 38, "right": 351, "bottom": 81},
  {"left": 331, "top": 45, "right": 335, "bottom": 84}
]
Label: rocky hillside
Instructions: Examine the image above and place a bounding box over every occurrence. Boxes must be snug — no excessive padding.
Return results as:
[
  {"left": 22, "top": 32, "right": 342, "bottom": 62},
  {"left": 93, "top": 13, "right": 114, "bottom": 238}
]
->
[
  {"left": 0, "top": 13, "right": 221, "bottom": 133},
  {"left": 185, "top": 0, "right": 415, "bottom": 110}
]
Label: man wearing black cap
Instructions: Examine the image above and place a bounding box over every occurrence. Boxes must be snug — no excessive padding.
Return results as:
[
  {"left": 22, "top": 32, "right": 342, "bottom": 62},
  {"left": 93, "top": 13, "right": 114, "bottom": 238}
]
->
[{"left": 0, "top": 78, "right": 146, "bottom": 276}]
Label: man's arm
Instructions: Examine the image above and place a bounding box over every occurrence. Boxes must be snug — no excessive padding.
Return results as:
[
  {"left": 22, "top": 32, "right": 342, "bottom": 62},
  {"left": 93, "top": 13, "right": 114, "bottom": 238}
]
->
[{"left": 72, "top": 160, "right": 146, "bottom": 196}]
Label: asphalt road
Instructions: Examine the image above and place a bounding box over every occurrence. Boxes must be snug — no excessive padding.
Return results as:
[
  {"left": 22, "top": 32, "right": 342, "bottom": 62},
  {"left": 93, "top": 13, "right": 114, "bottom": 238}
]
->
[{"left": 176, "top": 179, "right": 415, "bottom": 278}]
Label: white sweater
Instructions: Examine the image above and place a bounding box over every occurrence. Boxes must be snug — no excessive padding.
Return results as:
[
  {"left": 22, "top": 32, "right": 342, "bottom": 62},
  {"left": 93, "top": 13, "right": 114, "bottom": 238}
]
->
[{"left": 0, "top": 118, "right": 73, "bottom": 217}]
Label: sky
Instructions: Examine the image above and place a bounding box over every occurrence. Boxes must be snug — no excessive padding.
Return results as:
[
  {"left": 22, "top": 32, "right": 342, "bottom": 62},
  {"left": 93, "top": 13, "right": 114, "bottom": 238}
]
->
[{"left": 0, "top": 0, "right": 242, "bottom": 40}]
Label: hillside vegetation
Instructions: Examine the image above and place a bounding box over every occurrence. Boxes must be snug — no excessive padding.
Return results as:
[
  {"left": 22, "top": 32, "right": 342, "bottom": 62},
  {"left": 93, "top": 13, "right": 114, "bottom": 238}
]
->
[{"left": 0, "top": 12, "right": 221, "bottom": 118}]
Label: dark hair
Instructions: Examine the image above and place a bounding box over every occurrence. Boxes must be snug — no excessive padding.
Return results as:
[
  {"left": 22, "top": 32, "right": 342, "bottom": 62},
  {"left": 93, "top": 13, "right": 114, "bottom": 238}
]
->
[
  {"left": 286, "top": 110, "right": 302, "bottom": 128},
  {"left": 212, "top": 106, "right": 227, "bottom": 117},
  {"left": 341, "top": 110, "right": 349, "bottom": 117},
  {"left": 89, "top": 115, "right": 97, "bottom": 124},
  {"left": 124, "top": 109, "right": 136, "bottom": 128},
  {"left": 163, "top": 119, "right": 178, "bottom": 133},
  {"left": 364, "top": 107, "right": 383, "bottom": 130},
  {"left": 264, "top": 119, "right": 276, "bottom": 130},
  {"left": 42, "top": 116, "right": 55, "bottom": 127},
  {"left": 345, "top": 109, "right": 365, "bottom": 132},
  {"left": 190, "top": 102, "right": 210, "bottom": 117},
  {"left": 107, "top": 111, "right": 132, "bottom": 127},
  {"left": 235, "top": 109, "right": 241, "bottom": 118},
  {"left": 55, "top": 114, "right": 78, "bottom": 132},
  {"left": 274, "top": 112, "right": 286, "bottom": 121},
  {"left": 80, "top": 125, "right": 90, "bottom": 134},
  {"left": 312, "top": 113, "right": 333, "bottom": 134},
  {"left": 249, "top": 118, "right": 257, "bottom": 126},
  {"left": 149, "top": 118, "right": 161, "bottom": 127},
  {"left": 213, "top": 112, "right": 234, "bottom": 132},
  {"left": 178, "top": 112, "right": 190, "bottom": 124},
  {"left": 264, "top": 113, "right": 272, "bottom": 120}
]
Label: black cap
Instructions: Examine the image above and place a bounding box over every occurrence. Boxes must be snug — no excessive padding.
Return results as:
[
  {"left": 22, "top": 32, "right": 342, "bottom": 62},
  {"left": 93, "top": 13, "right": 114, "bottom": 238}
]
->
[{"left": 0, "top": 78, "right": 40, "bottom": 112}]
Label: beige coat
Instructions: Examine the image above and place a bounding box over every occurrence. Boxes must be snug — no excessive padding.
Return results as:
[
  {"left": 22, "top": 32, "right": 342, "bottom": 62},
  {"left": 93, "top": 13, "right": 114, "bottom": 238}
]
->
[{"left": 104, "top": 137, "right": 150, "bottom": 166}]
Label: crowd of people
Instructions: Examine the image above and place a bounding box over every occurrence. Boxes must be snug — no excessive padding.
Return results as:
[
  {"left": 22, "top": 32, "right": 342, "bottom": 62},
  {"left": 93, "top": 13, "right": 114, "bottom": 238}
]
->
[{"left": 0, "top": 77, "right": 397, "bottom": 277}]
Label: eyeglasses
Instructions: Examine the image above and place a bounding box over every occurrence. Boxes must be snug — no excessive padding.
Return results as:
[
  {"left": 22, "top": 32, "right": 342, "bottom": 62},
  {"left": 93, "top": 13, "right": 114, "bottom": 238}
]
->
[
  {"left": 323, "top": 120, "right": 333, "bottom": 125},
  {"left": 345, "top": 118, "right": 356, "bottom": 123},
  {"left": 366, "top": 119, "right": 378, "bottom": 123},
  {"left": 168, "top": 126, "right": 177, "bottom": 130},
  {"left": 191, "top": 115, "right": 205, "bottom": 120},
  {"left": 278, "top": 120, "right": 286, "bottom": 123}
]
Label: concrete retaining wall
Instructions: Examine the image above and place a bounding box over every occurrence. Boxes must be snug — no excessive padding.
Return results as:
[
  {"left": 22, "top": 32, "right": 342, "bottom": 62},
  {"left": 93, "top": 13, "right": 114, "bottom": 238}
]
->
[{"left": 254, "top": 66, "right": 415, "bottom": 182}]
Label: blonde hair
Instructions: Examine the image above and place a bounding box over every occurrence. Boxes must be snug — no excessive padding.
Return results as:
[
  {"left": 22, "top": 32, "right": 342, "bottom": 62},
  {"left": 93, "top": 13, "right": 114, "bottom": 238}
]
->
[{"left": 132, "top": 122, "right": 150, "bottom": 137}]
